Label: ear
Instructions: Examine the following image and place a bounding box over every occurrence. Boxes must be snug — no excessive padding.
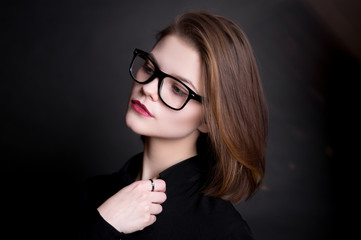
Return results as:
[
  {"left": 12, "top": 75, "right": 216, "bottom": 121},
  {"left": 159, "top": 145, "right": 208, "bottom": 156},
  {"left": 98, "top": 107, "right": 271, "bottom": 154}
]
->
[{"left": 198, "top": 119, "right": 209, "bottom": 133}]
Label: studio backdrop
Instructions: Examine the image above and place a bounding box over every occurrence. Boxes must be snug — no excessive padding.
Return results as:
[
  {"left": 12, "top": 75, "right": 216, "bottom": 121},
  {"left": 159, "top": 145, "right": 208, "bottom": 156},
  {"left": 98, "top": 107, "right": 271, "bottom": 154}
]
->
[{"left": 2, "top": 0, "right": 360, "bottom": 239}]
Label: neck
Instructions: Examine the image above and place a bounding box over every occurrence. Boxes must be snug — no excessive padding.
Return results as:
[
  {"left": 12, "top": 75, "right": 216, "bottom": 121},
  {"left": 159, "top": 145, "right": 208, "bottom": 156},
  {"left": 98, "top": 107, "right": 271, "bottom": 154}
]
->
[{"left": 140, "top": 131, "right": 199, "bottom": 180}]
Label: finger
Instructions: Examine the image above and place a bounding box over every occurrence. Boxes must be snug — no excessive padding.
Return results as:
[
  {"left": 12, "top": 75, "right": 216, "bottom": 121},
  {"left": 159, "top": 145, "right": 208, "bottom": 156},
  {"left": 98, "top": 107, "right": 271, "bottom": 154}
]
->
[
  {"left": 141, "top": 214, "right": 157, "bottom": 230},
  {"left": 147, "top": 215, "right": 156, "bottom": 226},
  {"left": 150, "top": 179, "right": 166, "bottom": 192},
  {"left": 150, "top": 203, "right": 163, "bottom": 215},
  {"left": 142, "top": 179, "right": 166, "bottom": 192},
  {"left": 149, "top": 191, "right": 167, "bottom": 204}
]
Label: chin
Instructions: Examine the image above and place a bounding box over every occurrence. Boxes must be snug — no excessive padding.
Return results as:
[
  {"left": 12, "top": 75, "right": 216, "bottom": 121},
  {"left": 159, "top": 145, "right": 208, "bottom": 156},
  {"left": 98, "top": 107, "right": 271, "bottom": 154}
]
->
[
  {"left": 127, "top": 125, "right": 145, "bottom": 136},
  {"left": 125, "top": 117, "right": 141, "bottom": 135}
]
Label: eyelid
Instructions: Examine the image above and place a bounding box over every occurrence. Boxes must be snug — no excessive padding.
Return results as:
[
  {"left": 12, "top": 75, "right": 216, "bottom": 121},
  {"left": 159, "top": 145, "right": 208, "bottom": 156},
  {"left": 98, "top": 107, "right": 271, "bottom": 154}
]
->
[{"left": 175, "top": 76, "right": 198, "bottom": 93}]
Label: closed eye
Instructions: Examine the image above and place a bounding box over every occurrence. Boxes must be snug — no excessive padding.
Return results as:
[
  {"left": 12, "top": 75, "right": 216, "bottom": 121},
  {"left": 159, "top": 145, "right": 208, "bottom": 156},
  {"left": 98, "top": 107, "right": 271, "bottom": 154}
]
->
[
  {"left": 141, "top": 59, "right": 155, "bottom": 76},
  {"left": 171, "top": 83, "right": 188, "bottom": 97}
]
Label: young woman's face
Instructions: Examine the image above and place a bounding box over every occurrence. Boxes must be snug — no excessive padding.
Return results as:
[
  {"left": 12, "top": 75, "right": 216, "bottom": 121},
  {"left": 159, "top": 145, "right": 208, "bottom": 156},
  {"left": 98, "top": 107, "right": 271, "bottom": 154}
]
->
[{"left": 125, "top": 35, "right": 205, "bottom": 139}]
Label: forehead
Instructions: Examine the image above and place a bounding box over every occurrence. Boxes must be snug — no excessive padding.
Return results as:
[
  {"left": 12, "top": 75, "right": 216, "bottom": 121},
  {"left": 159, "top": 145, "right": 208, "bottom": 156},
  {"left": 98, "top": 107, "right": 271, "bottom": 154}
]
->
[{"left": 150, "top": 35, "right": 202, "bottom": 91}]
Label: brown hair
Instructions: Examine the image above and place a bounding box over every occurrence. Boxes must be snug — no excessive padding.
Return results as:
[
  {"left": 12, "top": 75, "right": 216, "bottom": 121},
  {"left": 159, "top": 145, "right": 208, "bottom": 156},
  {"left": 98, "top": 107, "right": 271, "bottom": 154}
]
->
[{"left": 155, "top": 11, "right": 269, "bottom": 203}]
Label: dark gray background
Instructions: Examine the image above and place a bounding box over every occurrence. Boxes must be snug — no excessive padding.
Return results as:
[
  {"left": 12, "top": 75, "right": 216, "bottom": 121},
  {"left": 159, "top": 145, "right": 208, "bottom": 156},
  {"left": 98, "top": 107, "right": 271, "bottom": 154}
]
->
[{"left": 1, "top": 0, "right": 360, "bottom": 239}]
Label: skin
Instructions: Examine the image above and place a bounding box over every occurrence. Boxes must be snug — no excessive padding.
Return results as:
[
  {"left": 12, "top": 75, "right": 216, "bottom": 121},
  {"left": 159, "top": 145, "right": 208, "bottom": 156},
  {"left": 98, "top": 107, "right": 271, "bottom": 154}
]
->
[{"left": 97, "top": 34, "right": 208, "bottom": 233}]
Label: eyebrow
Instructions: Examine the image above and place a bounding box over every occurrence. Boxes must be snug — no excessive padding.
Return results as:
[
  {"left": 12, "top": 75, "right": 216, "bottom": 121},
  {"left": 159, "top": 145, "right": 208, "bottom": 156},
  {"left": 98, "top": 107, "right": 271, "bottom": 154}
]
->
[{"left": 148, "top": 52, "right": 198, "bottom": 92}]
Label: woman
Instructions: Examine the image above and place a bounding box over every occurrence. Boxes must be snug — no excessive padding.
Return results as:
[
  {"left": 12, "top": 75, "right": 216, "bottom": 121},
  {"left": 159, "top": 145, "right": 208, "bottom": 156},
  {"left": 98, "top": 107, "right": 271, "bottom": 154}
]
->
[{"left": 75, "top": 11, "right": 268, "bottom": 239}]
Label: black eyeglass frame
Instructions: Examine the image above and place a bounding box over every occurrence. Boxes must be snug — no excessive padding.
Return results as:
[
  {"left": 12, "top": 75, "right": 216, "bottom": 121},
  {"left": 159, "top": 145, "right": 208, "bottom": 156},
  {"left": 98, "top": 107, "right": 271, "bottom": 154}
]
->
[{"left": 129, "top": 48, "right": 202, "bottom": 111}]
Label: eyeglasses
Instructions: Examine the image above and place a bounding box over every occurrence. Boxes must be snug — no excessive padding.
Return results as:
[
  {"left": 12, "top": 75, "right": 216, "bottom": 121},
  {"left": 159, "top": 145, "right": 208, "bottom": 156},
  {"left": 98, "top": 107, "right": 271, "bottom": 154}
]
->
[{"left": 129, "top": 48, "right": 202, "bottom": 110}]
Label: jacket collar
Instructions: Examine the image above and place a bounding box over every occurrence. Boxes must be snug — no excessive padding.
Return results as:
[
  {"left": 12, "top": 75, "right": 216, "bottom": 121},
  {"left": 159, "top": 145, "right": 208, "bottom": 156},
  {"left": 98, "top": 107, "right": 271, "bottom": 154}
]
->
[{"left": 118, "top": 152, "right": 207, "bottom": 195}]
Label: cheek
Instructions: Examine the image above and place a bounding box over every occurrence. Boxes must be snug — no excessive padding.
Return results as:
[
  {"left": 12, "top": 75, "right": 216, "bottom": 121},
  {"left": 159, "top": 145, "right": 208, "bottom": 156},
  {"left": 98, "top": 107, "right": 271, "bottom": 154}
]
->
[
  {"left": 124, "top": 83, "right": 204, "bottom": 139},
  {"left": 159, "top": 105, "right": 203, "bottom": 137}
]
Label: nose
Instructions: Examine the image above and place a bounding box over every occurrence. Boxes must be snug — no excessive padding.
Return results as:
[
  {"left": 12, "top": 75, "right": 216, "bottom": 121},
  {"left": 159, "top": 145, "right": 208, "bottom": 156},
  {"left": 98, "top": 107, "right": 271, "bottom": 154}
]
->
[{"left": 141, "top": 77, "right": 159, "bottom": 102}]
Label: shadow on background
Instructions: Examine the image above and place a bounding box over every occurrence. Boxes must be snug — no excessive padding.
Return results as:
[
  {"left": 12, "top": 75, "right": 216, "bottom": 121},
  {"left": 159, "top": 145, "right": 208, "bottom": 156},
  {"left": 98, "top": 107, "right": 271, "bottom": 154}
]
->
[{"left": 1, "top": 0, "right": 360, "bottom": 239}]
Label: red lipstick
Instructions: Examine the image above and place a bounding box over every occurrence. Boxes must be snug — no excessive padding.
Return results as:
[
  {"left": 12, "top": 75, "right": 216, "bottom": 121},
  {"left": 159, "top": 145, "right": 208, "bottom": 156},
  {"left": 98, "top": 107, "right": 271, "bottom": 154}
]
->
[{"left": 131, "top": 100, "right": 154, "bottom": 118}]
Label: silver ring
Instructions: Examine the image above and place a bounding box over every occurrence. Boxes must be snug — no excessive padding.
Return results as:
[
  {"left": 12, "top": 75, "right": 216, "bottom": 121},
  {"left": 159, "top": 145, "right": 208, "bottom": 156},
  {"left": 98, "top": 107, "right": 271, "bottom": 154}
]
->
[{"left": 149, "top": 179, "right": 155, "bottom": 192}]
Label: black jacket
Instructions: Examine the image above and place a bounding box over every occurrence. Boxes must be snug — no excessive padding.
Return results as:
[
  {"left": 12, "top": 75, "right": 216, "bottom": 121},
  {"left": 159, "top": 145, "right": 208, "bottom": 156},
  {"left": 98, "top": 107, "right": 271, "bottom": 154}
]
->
[{"left": 74, "top": 153, "right": 254, "bottom": 239}]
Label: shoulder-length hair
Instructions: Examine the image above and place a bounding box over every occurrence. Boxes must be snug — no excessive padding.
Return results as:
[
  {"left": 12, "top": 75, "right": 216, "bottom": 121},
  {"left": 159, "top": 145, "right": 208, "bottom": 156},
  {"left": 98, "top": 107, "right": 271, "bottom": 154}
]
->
[{"left": 155, "top": 11, "right": 269, "bottom": 203}]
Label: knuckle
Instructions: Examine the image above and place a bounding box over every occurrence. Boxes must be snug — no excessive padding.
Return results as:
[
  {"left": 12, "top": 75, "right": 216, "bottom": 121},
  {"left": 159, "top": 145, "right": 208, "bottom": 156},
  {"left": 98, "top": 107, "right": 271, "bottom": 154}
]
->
[
  {"left": 140, "top": 192, "right": 149, "bottom": 201},
  {"left": 135, "top": 181, "right": 144, "bottom": 190},
  {"left": 130, "top": 181, "right": 142, "bottom": 192},
  {"left": 144, "top": 213, "right": 156, "bottom": 223},
  {"left": 144, "top": 204, "right": 150, "bottom": 212},
  {"left": 143, "top": 214, "right": 152, "bottom": 224}
]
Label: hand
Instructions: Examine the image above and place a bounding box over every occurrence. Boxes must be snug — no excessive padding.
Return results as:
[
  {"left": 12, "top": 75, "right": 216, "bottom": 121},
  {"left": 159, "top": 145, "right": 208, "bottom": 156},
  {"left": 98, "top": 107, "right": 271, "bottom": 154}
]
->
[{"left": 97, "top": 179, "right": 166, "bottom": 234}]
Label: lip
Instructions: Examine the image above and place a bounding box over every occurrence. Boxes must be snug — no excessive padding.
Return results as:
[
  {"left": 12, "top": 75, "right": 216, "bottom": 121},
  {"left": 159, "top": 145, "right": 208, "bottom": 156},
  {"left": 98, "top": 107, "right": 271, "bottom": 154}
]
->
[{"left": 131, "top": 100, "right": 154, "bottom": 118}]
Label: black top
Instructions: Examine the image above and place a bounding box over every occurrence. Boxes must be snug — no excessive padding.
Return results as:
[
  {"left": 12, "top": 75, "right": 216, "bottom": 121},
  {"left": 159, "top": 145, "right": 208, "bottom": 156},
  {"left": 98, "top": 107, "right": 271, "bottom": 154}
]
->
[{"left": 74, "top": 153, "right": 254, "bottom": 239}]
